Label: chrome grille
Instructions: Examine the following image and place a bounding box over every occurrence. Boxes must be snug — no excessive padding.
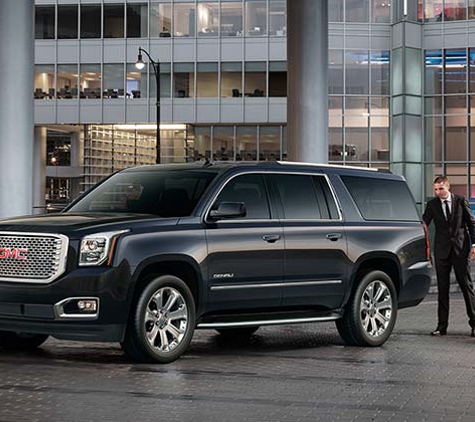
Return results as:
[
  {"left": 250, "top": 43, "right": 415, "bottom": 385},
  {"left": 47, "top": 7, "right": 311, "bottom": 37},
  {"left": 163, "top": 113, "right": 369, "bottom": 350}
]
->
[{"left": 0, "top": 232, "right": 68, "bottom": 283}]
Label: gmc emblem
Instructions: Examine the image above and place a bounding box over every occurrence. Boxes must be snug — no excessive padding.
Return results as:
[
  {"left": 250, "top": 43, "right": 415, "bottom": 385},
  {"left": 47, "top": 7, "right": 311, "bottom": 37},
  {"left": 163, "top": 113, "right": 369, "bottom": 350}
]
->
[{"left": 0, "top": 248, "right": 28, "bottom": 260}]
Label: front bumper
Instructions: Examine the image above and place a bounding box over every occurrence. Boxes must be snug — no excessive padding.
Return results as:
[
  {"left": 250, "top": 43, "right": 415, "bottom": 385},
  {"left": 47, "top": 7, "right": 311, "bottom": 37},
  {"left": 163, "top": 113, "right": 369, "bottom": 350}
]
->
[{"left": 0, "top": 264, "right": 133, "bottom": 342}]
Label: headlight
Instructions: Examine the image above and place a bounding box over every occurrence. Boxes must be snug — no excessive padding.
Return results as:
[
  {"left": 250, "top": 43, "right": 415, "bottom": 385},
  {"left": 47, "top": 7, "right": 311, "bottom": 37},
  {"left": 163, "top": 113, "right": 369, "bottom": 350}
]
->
[{"left": 79, "top": 230, "right": 129, "bottom": 266}]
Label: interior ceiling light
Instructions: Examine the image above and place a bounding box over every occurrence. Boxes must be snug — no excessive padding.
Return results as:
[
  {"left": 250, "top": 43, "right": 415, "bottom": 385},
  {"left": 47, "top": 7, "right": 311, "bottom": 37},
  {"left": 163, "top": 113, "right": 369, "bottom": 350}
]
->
[{"left": 114, "top": 124, "right": 187, "bottom": 131}]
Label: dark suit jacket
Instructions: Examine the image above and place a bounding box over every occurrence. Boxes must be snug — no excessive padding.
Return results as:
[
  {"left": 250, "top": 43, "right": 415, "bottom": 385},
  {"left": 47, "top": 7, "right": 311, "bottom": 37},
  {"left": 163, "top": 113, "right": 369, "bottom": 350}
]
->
[{"left": 422, "top": 194, "right": 475, "bottom": 259}]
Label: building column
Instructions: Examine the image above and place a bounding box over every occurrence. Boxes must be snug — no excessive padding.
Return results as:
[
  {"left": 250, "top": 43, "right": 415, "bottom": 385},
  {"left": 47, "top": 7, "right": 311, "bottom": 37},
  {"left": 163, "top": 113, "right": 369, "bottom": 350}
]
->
[
  {"left": 287, "top": 0, "right": 328, "bottom": 163},
  {"left": 0, "top": 0, "right": 35, "bottom": 218},
  {"left": 390, "top": 21, "right": 424, "bottom": 208},
  {"left": 33, "top": 127, "right": 47, "bottom": 214}
]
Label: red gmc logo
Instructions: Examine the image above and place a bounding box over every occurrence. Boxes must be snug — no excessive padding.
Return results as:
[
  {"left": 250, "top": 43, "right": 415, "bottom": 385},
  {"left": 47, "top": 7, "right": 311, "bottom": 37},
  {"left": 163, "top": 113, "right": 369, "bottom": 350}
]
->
[{"left": 0, "top": 248, "right": 28, "bottom": 260}]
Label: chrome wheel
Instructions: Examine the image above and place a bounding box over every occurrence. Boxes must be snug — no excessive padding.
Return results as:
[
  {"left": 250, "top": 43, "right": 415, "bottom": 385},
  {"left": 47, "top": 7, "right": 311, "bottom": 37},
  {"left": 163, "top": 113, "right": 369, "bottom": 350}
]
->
[
  {"left": 360, "top": 280, "right": 393, "bottom": 338},
  {"left": 143, "top": 286, "right": 189, "bottom": 354}
]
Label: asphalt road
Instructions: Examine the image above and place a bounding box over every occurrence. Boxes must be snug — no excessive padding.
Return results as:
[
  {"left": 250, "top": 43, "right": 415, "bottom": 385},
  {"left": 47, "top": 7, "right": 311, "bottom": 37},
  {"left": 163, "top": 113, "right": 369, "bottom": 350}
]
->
[{"left": 0, "top": 293, "right": 474, "bottom": 422}]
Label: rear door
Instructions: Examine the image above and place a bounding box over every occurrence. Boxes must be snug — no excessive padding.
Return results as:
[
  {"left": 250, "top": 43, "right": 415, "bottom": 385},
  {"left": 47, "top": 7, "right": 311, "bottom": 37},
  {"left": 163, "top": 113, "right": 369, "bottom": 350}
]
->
[
  {"left": 204, "top": 173, "right": 284, "bottom": 312},
  {"left": 270, "top": 173, "right": 350, "bottom": 309}
]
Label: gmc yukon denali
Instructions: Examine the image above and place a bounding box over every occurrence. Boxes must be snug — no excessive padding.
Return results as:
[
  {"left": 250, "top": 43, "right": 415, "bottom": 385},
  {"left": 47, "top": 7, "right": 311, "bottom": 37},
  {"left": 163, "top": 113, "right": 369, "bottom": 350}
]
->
[{"left": 0, "top": 162, "right": 432, "bottom": 363}]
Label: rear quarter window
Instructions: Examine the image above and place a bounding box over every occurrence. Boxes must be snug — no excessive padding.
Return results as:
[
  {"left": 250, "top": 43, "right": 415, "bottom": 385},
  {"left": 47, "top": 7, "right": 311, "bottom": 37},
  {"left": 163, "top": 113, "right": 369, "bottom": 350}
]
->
[{"left": 341, "top": 175, "right": 420, "bottom": 221}]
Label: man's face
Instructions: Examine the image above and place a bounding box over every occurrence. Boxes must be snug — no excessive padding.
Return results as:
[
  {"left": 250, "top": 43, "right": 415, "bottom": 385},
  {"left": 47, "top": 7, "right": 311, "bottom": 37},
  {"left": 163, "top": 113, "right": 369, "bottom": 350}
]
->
[{"left": 433, "top": 182, "right": 450, "bottom": 199}]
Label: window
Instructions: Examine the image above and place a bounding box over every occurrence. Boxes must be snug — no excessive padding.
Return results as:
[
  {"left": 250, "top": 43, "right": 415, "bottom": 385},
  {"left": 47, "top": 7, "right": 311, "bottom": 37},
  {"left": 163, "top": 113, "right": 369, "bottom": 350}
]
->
[
  {"left": 193, "top": 127, "right": 212, "bottom": 161},
  {"left": 372, "top": 0, "right": 390, "bottom": 23},
  {"left": 237, "top": 126, "right": 257, "bottom": 161},
  {"left": 174, "top": 3, "right": 196, "bottom": 37},
  {"left": 213, "top": 126, "right": 234, "bottom": 160},
  {"left": 57, "top": 65, "right": 79, "bottom": 99},
  {"left": 80, "top": 64, "right": 102, "bottom": 99},
  {"left": 150, "top": 63, "right": 171, "bottom": 98},
  {"left": 341, "top": 176, "right": 420, "bottom": 221},
  {"left": 127, "top": 64, "right": 147, "bottom": 99},
  {"left": 58, "top": 5, "right": 78, "bottom": 39},
  {"left": 346, "top": 0, "right": 369, "bottom": 23},
  {"left": 269, "top": 62, "right": 286, "bottom": 97},
  {"left": 47, "top": 132, "right": 72, "bottom": 166},
  {"left": 221, "top": 1, "right": 243, "bottom": 36},
  {"left": 274, "top": 175, "right": 325, "bottom": 220},
  {"left": 197, "top": 63, "right": 218, "bottom": 97},
  {"left": 221, "top": 62, "right": 242, "bottom": 98},
  {"left": 259, "top": 126, "right": 281, "bottom": 161},
  {"left": 245, "top": 0, "right": 267, "bottom": 36},
  {"left": 104, "top": 4, "right": 124, "bottom": 38},
  {"left": 370, "top": 51, "right": 390, "bottom": 95},
  {"left": 173, "top": 63, "right": 195, "bottom": 98},
  {"left": 35, "top": 6, "right": 55, "bottom": 39},
  {"left": 269, "top": 1, "right": 286, "bottom": 36},
  {"left": 34, "top": 65, "right": 54, "bottom": 99},
  {"left": 329, "top": 50, "right": 344, "bottom": 95},
  {"left": 213, "top": 174, "right": 270, "bottom": 219},
  {"left": 425, "top": 50, "right": 443, "bottom": 95},
  {"left": 197, "top": 2, "right": 219, "bottom": 37},
  {"left": 103, "top": 64, "right": 125, "bottom": 98},
  {"left": 81, "top": 5, "right": 101, "bottom": 38},
  {"left": 329, "top": 0, "right": 344, "bottom": 22},
  {"left": 346, "top": 50, "right": 369, "bottom": 95},
  {"left": 245, "top": 62, "right": 266, "bottom": 97},
  {"left": 150, "top": 3, "right": 172, "bottom": 37},
  {"left": 445, "top": 49, "right": 467, "bottom": 94},
  {"left": 127, "top": 3, "right": 148, "bottom": 38}
]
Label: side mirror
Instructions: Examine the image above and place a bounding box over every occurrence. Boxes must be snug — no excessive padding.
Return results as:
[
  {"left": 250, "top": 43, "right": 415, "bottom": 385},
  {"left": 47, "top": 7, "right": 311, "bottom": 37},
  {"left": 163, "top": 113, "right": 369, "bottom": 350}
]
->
[{"left": 209, "top": 202, "right": 246, "bottom": 221}]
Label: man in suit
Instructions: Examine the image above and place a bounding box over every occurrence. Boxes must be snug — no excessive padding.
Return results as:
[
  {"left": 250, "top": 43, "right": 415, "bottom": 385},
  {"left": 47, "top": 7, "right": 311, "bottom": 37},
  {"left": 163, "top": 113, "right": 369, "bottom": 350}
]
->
[{"left": 423, "top": 176, "right": 475, "bottom": 336}]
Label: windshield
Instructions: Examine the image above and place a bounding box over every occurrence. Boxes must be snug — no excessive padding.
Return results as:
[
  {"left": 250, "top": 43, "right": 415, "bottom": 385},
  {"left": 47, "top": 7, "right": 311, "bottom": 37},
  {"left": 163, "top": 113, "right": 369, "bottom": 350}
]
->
[{"left": 67, "top": 169, "right": 218, "bottom": 217}]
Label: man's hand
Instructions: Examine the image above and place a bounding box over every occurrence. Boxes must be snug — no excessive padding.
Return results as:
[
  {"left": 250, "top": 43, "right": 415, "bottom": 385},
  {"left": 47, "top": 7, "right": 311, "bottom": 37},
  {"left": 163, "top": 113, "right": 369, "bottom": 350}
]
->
[{"left": 471, "top": 246, "right": 475, "bottom": 260}]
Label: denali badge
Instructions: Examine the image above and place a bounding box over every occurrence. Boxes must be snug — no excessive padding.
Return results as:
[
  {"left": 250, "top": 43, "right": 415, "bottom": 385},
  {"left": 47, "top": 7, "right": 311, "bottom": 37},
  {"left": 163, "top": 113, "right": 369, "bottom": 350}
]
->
[
  {"left": 213, "top": 273, "right": 235, "bottom": 279},
  {"left": 0, "top": 248, "right": 28, "bottom": 260}
]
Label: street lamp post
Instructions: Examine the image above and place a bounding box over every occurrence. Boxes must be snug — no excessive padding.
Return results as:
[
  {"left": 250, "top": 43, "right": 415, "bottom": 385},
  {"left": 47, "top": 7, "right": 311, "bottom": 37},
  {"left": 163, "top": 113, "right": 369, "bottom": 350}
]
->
[{"left": 135, "top": 47, "right": 161, "bottom": 164}]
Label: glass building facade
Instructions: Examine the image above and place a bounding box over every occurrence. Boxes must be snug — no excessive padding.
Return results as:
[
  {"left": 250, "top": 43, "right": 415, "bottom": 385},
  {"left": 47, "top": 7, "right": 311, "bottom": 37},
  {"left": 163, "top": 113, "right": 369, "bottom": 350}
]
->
[{"left": 31, "top": 0, "right": 475, "bottom": 207}]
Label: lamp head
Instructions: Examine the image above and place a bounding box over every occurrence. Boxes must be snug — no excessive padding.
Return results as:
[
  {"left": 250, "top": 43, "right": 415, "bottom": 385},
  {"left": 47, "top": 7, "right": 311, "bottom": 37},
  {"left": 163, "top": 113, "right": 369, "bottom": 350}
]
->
[{"left": 135, "top": 52, "right": 145, "bottom": 70}]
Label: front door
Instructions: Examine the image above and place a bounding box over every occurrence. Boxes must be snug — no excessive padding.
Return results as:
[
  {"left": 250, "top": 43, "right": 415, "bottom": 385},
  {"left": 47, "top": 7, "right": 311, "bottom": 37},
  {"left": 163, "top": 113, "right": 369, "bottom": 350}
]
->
[{"left": 205, "top": 173, "right": 284, "bottom": 312}]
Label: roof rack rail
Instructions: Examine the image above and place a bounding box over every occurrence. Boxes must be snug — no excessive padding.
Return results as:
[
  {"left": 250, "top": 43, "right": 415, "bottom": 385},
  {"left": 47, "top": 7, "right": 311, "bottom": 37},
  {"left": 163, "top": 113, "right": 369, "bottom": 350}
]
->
[{"left": 276, "top": 161, "right": 379, "bottom": 172}]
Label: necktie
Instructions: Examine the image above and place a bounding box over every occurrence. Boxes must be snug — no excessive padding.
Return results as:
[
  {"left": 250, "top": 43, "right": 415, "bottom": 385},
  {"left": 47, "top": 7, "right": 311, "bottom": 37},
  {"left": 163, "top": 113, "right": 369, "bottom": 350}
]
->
[{"left": 444, "top": 200, "right": 451, "bottom": 222}]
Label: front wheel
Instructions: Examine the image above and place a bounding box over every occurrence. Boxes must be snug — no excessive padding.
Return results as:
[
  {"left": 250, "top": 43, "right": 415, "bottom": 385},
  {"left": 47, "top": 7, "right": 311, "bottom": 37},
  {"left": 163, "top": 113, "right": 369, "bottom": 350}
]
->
[
  {"left": 336, "top": 270, "right": 397, "bottom": 347},
  {"left": 121, "top": 275, "right": 196, "bottom": 363},
  {"left": 0, "top": 331, "right": 49, "bottom": 350}
]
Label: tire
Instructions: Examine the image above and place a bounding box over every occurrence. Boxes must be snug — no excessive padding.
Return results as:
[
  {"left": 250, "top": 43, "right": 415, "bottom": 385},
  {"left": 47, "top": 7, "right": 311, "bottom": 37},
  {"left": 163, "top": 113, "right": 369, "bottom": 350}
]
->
[
  {"left": 121, "top": 275, "right": 196, "bottom": 363},
  {"left": 0, "top": 331, "right": 49, "bottom": 350},
  {"left": 216, "top": 327, "right": 259, "bottom": 338},
  {"left": 336, "top": 270, "right": 397, "bottom": 347}
]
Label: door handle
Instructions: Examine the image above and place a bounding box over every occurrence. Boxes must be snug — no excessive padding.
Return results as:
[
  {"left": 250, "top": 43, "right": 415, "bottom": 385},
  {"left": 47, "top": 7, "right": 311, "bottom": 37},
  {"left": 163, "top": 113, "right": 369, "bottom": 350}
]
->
[
  {"left": 326, "top": 233, "right": 342, "bottom": 241},
  {"left": 263, "top": 234, "right": 281, "bottom": 243}
]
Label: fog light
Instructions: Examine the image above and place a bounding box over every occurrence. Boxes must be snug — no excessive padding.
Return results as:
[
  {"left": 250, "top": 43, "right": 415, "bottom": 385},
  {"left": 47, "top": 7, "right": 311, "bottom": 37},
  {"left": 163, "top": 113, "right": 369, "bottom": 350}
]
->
[
  {"left": 77, "top": 300, "right": 97, "bottom": 312},
  {"left": 54, "top": 297, "right": 100, "bottom": 320}
]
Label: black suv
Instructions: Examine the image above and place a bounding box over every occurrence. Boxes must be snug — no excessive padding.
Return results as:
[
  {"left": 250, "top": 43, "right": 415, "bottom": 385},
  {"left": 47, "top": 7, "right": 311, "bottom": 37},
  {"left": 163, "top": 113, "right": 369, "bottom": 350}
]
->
[{"left": 0, "top": 162, "right": 432, "bottom": 363}]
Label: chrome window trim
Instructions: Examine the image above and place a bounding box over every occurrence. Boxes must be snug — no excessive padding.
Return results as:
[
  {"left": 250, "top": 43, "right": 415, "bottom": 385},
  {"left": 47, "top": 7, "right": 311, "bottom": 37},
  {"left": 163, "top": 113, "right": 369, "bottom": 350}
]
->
[
  {"left": 203, "top": 170, "right": 343, "bottom": 223},
  {"left": 0, "top": 231, "right": 69, "bottom": 284},
  {"left": 210, "top": 279, "right": 342, "bottom": 291}
]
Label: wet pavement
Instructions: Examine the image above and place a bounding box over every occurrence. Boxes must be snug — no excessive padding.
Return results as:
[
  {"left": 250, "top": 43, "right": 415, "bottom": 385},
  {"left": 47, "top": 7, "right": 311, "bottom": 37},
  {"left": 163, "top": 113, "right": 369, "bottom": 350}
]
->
[{"left": 0, "top": 293, "right": 474, "bottom": 422}]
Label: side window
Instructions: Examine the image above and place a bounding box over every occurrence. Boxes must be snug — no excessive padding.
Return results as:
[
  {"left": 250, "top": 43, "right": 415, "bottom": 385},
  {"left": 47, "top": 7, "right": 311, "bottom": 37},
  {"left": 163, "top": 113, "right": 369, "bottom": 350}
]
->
[
  {"left": 274, "top": 174, "right": 322, "bottom": 219},
  {"left": 341, "top": 175, "right": 420, "bottom": 221},
  {"left": 212, "top": 174, "right": 270, "bottom": 219}
]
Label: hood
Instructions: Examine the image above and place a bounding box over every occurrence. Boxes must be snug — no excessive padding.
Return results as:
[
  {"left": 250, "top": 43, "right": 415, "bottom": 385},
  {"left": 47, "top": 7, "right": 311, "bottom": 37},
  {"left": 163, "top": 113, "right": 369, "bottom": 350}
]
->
[{"left": 0, "top": 212, "right": 177, "bottom": 236}]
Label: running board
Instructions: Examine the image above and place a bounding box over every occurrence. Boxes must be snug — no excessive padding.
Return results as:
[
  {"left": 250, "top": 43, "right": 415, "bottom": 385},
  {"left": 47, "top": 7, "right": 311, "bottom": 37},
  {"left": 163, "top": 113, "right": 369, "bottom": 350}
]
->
[{"left": 197, "top": 311, "right": 342, "bottom": 329}]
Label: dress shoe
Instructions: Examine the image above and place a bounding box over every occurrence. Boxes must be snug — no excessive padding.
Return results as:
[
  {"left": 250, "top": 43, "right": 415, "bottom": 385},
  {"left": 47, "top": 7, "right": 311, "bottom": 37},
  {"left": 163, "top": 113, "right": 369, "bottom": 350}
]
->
[
  {"left": 471, "top": 327, "right": 475, "bottom": 337},
  {"left": 431, "top": 328, "right": 447, "bottom": 336}
]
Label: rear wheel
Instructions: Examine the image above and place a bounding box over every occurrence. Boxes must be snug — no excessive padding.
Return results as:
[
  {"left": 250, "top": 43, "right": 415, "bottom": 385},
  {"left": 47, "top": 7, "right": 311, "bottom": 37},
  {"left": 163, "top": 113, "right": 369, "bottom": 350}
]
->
[
  {"left": 216, "top": 327, "right": 259, "bottom": 338},
  {"left": 336, "top": 270, "right": 397, "bottom": 347},
  {"left": 121, "top": 275, "right": 196, "bottom": 363},
  {"left": 0, "top": 331, "right": 49, "bottom": 350}
]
